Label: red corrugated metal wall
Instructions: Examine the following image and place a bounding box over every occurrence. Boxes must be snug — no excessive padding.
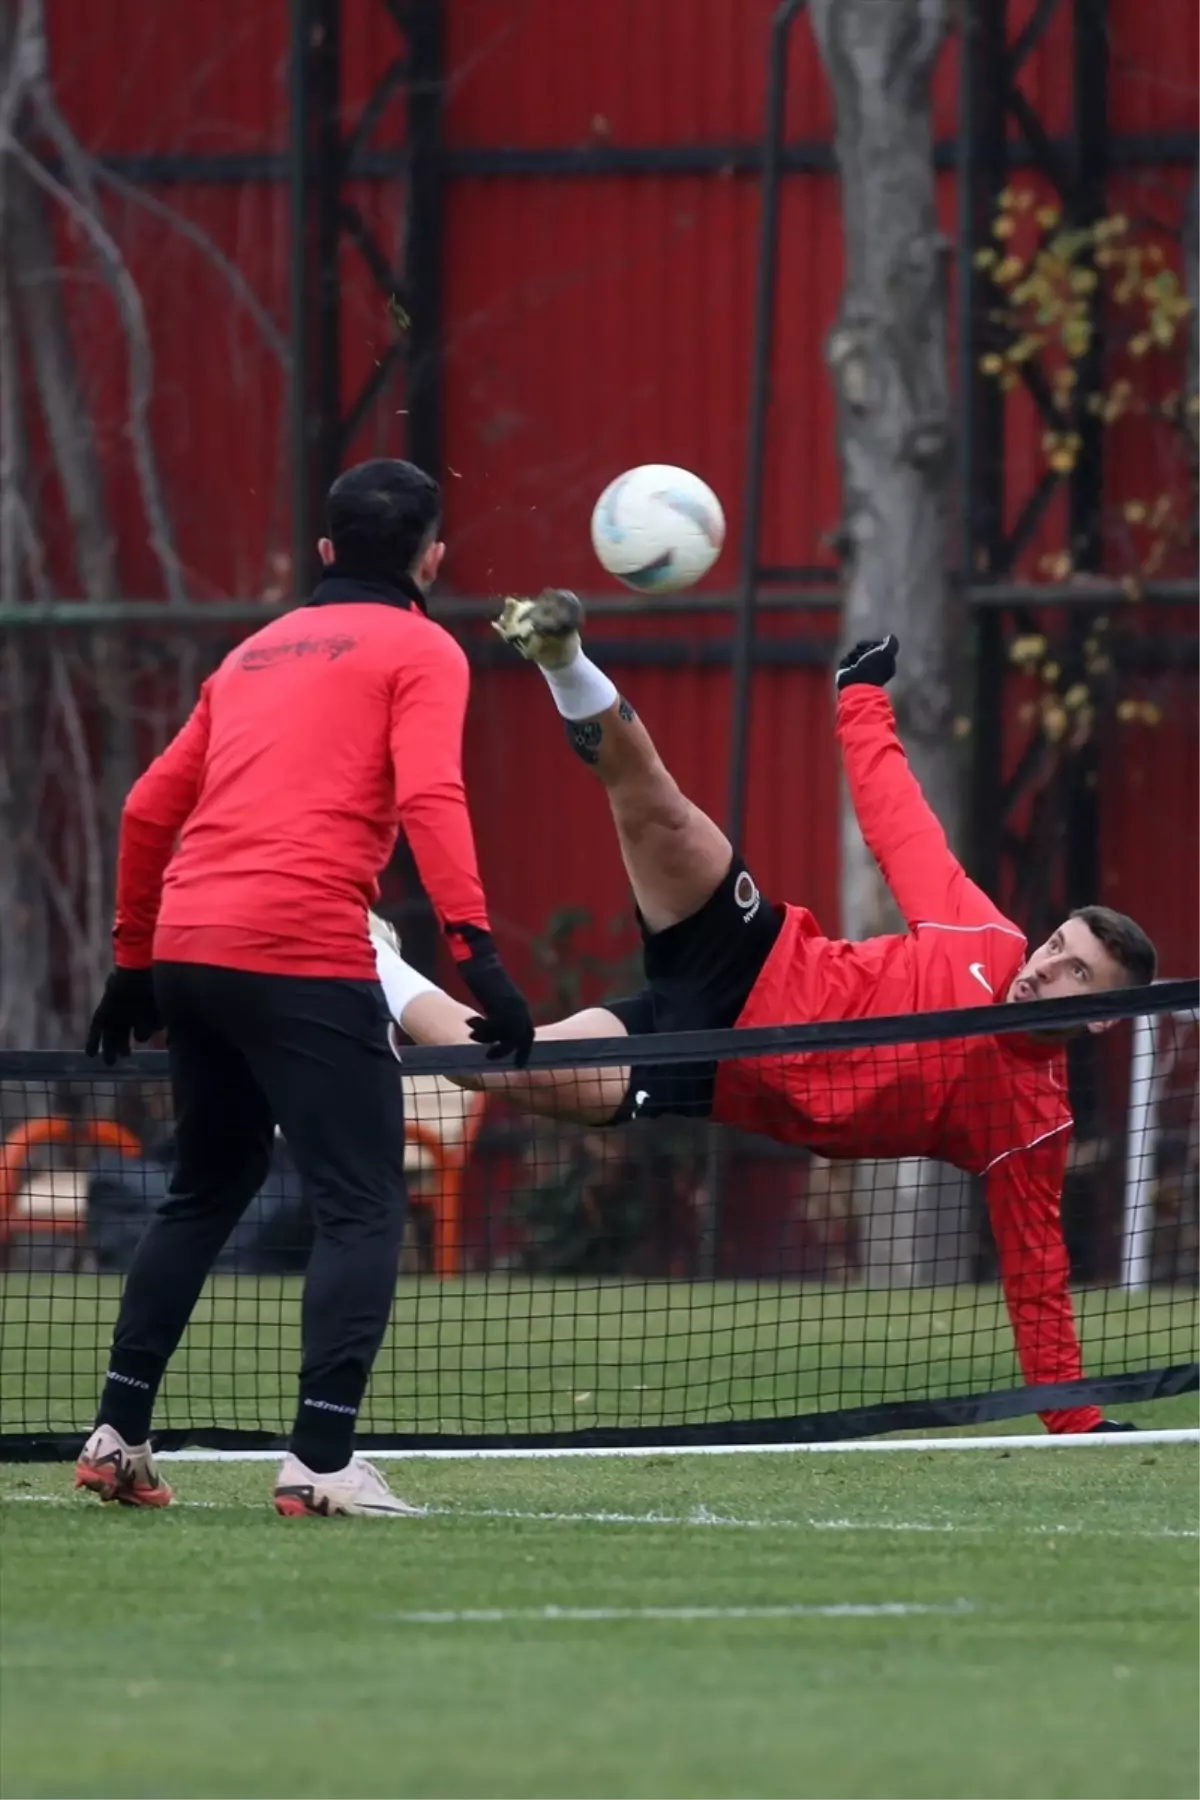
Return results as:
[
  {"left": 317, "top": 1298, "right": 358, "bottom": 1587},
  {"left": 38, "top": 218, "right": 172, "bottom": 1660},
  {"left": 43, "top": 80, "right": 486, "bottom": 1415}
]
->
[{"left": 43, "top": 0, "right": 1198, "bottom": 983}]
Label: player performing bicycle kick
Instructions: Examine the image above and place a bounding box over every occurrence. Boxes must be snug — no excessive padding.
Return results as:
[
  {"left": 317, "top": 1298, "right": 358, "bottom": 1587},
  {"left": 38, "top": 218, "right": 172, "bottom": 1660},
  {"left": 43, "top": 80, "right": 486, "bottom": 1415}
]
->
[{"left": 378, "top": 591, "right": 1158, "bottom": 1436}]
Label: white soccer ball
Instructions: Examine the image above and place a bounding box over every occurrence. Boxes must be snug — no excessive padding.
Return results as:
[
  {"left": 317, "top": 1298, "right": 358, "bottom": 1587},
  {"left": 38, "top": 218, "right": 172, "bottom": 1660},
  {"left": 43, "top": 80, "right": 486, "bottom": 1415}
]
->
[{"left": 590, "top": 464, "right": 725, "bottom": 594}]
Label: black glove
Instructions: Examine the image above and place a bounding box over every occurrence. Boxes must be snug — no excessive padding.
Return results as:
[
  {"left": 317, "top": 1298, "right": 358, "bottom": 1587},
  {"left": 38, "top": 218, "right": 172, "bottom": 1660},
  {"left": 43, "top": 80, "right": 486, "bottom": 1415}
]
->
[
  {"left": 456, "top": 932, "right": 535, "bottom": 1067},
  {"left": 1088, "top": 1419, "right": 1138, "bottom": 1433},
  {"left": 85, "top": 967, "right": 163, "bottom": 1066},
  {"left": 836, "top": 634, "right": 899, "bottom": 691}
]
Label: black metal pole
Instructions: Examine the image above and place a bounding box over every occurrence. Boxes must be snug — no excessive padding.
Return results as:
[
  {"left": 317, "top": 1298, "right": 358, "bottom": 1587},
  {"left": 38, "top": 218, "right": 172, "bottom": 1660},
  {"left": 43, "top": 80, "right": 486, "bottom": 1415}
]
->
[
  {"left": 404, "top": 0, "right": 445, "bottom": 482},
  {"left": 726, "top": 0, "right": 806, "bottom": 849},
  {"left": 289, "top": 0, "right": 312, "bottom": 599},
  {"left": 314, "top": 0, "right": 343, "bottom": 509},
  {"left": 289, "top": 0, "right": 342, "bottom": 596}
]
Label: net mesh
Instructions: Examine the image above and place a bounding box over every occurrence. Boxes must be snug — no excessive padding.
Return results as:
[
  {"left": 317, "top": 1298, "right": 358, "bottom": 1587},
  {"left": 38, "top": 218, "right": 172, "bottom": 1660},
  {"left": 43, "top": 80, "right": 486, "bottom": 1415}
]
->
[{"left": 1, "top": 986, "right": 1196, "bottom": 1454}]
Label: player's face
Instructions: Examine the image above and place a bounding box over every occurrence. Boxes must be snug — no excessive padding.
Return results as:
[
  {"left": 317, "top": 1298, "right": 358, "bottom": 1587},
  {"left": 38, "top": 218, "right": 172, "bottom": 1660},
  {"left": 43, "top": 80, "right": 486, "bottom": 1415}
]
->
[{"left": 1006, "top": 915, "right": 1128, "bottom": 1032}]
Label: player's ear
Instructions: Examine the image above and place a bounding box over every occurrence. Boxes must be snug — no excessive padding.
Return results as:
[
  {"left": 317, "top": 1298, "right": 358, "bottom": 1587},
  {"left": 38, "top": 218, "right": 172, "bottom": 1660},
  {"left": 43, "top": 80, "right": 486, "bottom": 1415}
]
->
[
  {"left": 317, "top": 536, "right": 335, "bottom": 567},
  {"left": 417, "top": 540, "right": 446, "bottom": 586}
]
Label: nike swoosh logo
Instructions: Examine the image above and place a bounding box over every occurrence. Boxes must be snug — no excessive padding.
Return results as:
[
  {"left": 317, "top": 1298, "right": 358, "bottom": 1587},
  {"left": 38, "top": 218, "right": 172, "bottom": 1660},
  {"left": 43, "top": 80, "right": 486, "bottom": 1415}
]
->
[{"left": 968, "top": 962, "right": 994, "bottom": 995}]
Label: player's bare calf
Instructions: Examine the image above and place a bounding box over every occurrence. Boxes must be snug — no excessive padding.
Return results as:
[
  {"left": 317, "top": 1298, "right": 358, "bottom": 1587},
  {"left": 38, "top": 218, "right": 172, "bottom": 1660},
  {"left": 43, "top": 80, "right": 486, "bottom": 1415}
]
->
[{"left": 494, "top": 590, "right": 732, "bottom": 932}]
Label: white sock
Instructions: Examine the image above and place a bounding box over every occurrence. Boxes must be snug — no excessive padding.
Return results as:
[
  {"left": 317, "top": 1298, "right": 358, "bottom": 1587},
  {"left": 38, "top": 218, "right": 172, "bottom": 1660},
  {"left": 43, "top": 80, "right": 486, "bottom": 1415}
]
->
[
  {"left": 373, "top": 937, "right": 440, "bottom": 1028},
  {"left": 538, "top": 646, "right": 617, "bottom": 722}
]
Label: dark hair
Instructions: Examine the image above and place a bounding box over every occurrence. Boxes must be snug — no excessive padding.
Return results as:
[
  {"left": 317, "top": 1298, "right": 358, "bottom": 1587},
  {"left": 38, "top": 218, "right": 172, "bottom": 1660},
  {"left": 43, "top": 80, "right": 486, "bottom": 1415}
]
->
[
  {"left": 1070, "top": 905, "right": 1158, "bottom": 987},
  {"left": 325, "top": 459, "right": 441, "bottom": 578}
]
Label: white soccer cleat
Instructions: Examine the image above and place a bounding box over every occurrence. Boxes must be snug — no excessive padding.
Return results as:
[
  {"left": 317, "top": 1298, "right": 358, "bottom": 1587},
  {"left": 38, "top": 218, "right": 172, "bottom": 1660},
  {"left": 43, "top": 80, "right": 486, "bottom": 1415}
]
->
[
  {"left": 74, "top": 1424, "right": 174, "bottom": 1508},
  {"left": 492, "top": 589, "right": 583, "bottom": 669},
  {"left": 273, "top": 1453, "right": 424, "bottom": 1519}
]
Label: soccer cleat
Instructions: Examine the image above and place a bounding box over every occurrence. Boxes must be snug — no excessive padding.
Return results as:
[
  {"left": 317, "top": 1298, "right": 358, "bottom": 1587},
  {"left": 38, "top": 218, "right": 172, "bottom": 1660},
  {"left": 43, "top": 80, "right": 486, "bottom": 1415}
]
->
[
  {"left": 492, "top": 589, "right": 583, "bottom": 670},
  {"left": 74, "top": 1424, "right": 174, "bottom": 1508},
  {"left": 1088, "top": 1419, "right": 1138, "bottom": 1433},
  {"left": 273, "top": 1453, "right": 424, "bottom": 1519}
]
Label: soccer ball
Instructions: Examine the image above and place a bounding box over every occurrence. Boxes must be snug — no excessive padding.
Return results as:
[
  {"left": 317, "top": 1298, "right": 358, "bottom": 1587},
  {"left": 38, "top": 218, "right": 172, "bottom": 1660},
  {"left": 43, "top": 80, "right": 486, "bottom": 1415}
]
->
[{"left": 590, "top": 464, "right": 725, "bottom": 594}]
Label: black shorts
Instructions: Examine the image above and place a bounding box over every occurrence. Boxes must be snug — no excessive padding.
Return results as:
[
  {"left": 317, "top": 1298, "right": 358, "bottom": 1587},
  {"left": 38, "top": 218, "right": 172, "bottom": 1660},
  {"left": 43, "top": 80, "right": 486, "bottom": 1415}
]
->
[{"left": 603, "top": 856, "right": 783, "bottom": 1124}]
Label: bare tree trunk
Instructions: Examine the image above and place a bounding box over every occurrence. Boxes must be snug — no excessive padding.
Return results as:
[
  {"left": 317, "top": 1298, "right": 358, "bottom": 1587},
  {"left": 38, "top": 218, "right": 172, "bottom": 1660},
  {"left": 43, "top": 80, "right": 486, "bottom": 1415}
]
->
[
  {"left": 811, "top": 0, "right": 959, "bottom": 937},
  {"left": 811, "top": 0, "right": 969, "bottom": 1287}
]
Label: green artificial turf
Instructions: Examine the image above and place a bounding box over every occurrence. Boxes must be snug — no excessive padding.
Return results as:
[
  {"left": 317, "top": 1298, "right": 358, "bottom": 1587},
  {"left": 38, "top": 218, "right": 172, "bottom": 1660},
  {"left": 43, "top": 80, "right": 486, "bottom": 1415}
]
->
[{"left": 2, "top": 1446, "right": 1197, "bottom": 1799}]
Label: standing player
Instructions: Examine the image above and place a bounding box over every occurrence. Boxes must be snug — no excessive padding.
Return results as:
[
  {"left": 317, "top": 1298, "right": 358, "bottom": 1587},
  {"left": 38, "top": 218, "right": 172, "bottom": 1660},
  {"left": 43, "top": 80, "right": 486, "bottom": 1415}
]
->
[
  {"left": 378, "top": 592, "right": 1157, "bottom": 1435},
  {"left": 76, "top": 460, "right": 533, "bottom": 1517}
]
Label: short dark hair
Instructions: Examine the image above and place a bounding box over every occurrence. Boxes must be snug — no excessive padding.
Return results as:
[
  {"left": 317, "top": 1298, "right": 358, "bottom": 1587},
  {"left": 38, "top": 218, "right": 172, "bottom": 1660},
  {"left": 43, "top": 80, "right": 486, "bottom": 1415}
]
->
[
  {"left": 1071, "top": 905, "right": 1158, "bottom": 987},
  {"left": 325, "top": 459, "right": 441, "bottom": 577}
]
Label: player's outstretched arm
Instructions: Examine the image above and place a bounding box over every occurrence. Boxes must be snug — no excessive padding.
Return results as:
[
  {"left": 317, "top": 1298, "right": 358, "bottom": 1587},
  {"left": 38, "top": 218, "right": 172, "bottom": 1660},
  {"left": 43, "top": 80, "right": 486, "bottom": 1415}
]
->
[
  {"left": 371, "top": 927, "right": 631, "bottom": 1127},
  {"left": 985, "top": 1136, "right": 1104, "bottom": 1434},
  {"left": 834, "top": 637, "right": 1014, "bottom": 936}
]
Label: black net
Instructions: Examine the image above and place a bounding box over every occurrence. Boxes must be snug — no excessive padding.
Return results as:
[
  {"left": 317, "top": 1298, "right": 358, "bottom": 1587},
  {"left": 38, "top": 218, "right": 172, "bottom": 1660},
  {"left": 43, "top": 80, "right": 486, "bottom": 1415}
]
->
[{"left": 1, "top": 982, "right": 1196, "bottom": 1457}]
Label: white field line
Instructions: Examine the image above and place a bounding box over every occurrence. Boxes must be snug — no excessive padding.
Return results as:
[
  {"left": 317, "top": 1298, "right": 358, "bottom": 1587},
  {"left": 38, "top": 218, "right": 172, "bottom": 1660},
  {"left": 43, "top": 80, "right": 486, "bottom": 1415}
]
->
[
  {"left": 4, "top": 1494, "right": 1195, "bottom": 1538},
  {"left": 373, "top": 1601, "right": 978, "bottom": 1625},
  {"left": 157, "top": 1428, "right": 1199, "bottom": 1462}
]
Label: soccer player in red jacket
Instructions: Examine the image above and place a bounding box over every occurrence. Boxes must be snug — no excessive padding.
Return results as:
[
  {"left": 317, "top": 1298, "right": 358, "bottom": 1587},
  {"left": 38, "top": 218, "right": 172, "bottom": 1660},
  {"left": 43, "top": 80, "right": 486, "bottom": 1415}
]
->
[
  {"left": 76, "top": 460, "right": 533, "bottom": 1517},
  {"left": 378, "top": 593, "right": 1158, "bottom": 1437}
]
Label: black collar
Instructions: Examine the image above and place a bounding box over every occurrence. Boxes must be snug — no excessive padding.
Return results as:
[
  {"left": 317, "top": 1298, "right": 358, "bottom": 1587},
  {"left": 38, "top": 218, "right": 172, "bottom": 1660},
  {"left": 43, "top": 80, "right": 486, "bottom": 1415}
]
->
[{"left": 305, "top": 567, "right": 427, "bottom": 614}]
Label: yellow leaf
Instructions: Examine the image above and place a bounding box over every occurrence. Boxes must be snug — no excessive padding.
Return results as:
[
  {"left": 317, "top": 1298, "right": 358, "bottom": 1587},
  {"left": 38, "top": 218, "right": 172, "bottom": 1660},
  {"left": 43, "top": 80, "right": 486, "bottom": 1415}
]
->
[
  {"left": 1062, "top": 319, "right": 1092, "bottom": 358},
  {"left": 1123, "top": 500, "right": 1147, "bottom": 523},
  {"left": 1036, "top": 205, "right": 1061, "bottom": 230},
  {"left": 1141, "top": 702, "right": 1162, "bottom": 726},
  {"left": 979, "top": 353, "right": 1005, "bottom": 375},
  {"left": 974, "top": 248, "right": 997, "bottom": 269},
  {"left": 1048, "top": 448, "right": 1077, "bottom": 472},
  {"left": 993, "top": 216, "right": 1017, "bottom": 240},
  {"left": 1129, "top": 333, "right": 1152, "bottom": 357},
  {"left": 995, "top": 255, "right": 1025, "bottom": 284},
  {"left": 1064, "top": 684, "right": 1089, "bottom": 710},
  {"left": 1042, "top": 662, "right": 1062, "bottom": 685},
  {"left": 1042, "top": 705, "right": 1068, "bottom": 743},
  {"left": 1069, "top": 268, "right": 1098, "bottom": 295},
  {"left": 1117, "top": 700, "right": 1139, "bottom": 722}
]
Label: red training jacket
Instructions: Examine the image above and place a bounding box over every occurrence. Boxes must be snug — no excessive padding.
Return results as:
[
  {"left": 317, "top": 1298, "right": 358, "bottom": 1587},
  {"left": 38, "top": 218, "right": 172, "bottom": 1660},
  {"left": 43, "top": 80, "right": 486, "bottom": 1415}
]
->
[
  {"left": 716, "top": 685, "right": 1101, "bottom": 1434},
  {"left": 113, "top": 599, "right": 491, "bottom": 980}
]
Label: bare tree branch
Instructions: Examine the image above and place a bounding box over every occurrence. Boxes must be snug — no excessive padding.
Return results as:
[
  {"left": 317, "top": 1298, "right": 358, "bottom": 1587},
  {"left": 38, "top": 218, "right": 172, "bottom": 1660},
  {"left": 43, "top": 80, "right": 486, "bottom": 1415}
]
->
[
  {"left": 0, "top": 0, "right": 186, "bottom": 603},
  {"left": 91, "top": 161, "right": 290, "bottom": 367},
  {"left": 7, "top": 132, "right": 187, "bottom": 603}
]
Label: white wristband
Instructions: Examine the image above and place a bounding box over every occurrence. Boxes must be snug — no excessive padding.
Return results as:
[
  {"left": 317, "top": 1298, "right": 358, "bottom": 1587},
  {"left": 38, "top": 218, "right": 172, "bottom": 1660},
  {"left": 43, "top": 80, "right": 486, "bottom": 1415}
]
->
[{"left": 374, "top": 936, "right": 440, "bottom": 1027}]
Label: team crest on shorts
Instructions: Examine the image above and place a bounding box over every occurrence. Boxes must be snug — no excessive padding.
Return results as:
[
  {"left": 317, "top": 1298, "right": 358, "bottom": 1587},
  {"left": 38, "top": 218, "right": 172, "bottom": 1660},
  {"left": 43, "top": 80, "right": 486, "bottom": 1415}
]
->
[{"left": 733, "top": 869, "right": 761, "bottom": 922}]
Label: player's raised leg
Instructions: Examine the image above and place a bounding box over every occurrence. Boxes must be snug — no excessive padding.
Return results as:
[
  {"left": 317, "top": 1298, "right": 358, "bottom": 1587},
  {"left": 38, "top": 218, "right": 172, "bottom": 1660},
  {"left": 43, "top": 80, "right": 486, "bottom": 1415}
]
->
[
  {"left": 493, "top": 591, "right": 731, "bottom": 933},
  {"left": 374, "top": 930, "right": 631, "bottom": 1125}
]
